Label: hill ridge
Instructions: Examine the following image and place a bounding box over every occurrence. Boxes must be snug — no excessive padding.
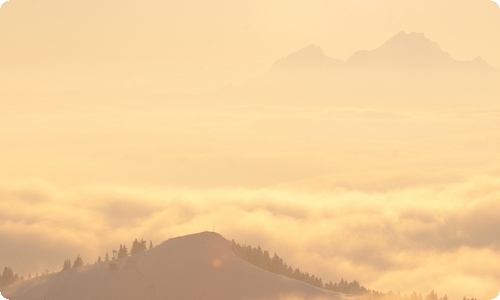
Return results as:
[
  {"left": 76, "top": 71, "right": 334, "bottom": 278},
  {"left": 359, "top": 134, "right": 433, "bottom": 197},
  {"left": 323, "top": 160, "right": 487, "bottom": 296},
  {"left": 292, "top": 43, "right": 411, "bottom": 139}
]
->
[{"left": 1, "top": 231, "right": 349, "bottom": 300}]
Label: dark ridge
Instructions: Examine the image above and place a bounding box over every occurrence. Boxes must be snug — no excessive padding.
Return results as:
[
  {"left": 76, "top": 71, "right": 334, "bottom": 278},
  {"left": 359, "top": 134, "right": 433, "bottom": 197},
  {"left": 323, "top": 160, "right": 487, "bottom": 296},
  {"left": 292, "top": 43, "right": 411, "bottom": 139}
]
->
[{"left": 229, "top": 239, "right": 474, "bottom": 300}]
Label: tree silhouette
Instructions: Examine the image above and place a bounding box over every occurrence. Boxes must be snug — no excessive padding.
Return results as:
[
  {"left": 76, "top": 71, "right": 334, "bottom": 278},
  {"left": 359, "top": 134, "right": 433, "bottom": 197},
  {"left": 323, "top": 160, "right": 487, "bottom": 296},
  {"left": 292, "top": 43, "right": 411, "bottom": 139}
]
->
[
  {"left": 0, "top": 267, "right": 19, "bottom": 286},
  {"left": 131, "top": 238, "right": 147, "bottom": 255},
  {"left": 73, "top": 255, "right": 84, "bottom": 268},
  {"left": 117, "top": 244, "right": 128, "bottom": 259},
  {"left": 229, "top": 240, "right": 327, "bottom": 289},
  {"left": 62, "top": 259, "right": 72, "bottom": 271},
  {"left": 426, "top": 290, "right": 438, "bottom": 300}
]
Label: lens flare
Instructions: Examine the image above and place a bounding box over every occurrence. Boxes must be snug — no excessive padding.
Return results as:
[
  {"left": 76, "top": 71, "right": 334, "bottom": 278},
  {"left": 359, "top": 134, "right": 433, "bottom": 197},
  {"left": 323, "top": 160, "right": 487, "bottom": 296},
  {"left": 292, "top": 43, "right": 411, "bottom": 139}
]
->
[{"left": 212, "top": 258, "right": 222, "bottom": 268}]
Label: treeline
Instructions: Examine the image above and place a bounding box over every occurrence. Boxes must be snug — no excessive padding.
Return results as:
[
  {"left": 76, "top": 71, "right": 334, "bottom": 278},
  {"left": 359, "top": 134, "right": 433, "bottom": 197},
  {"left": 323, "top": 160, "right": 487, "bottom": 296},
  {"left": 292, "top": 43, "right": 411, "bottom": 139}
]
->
[
  {"left": 0, "top": 236, "right": 479, "bottom": 300},
  {"left": 0, "top": 267, "right": 20, "bottom": 287},
  {"left": 62, "top": 238, "right": 153, "bottom": 271},
  {"left": 0, "top": 238, "right": 154, "bottom": 288},
  {"left": 365, "top": 289, "right": 450, "bottom": 300},
  {"left": 325, "top": 278, "right": 368, "bottom": 295},
  {"left": 229, "top": 240, "right": 476, "bottom": 300},
  {"left": 229, "top": 239, "right": 325, "bottom": 288}
]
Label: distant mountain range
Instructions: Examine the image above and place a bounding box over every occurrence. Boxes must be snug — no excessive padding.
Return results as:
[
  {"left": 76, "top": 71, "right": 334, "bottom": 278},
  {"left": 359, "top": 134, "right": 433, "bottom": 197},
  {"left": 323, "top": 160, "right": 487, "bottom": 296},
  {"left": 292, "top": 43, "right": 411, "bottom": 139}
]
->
[
  {"left": 272, "top": 44, "right": 342, "bottom": 71},
  {"left": 218, "top": 31, "right": 499, "bottom": 109},
  {"left": 2, "top": 232, "right": 351, "bottom": 300},
  {"left": 273, "top": 31, "right": 494, "bottom": 71}
]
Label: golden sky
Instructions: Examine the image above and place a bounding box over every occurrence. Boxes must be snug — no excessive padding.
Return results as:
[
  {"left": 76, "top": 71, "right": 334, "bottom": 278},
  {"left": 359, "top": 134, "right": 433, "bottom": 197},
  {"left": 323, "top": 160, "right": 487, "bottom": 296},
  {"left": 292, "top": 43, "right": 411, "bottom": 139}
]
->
[{"left": 1, "top": 0, "right": 500, "bottom": 299}]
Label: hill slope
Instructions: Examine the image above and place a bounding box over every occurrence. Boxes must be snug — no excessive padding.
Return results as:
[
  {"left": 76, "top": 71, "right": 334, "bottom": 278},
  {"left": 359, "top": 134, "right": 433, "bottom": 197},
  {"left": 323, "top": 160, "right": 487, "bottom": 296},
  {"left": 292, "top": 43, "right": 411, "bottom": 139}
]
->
[{"left": 1, "top": 232, "right": 352, "bottom": 300}]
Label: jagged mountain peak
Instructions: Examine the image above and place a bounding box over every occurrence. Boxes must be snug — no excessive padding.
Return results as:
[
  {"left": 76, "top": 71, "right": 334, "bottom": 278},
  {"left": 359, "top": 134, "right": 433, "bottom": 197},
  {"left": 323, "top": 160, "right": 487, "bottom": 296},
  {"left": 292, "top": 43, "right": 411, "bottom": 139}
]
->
[
  {"left": 387, "top": 31, "right": 431, "bottom": 43},
  {"left": 382, "top": 31, "right": 447, "bottom": 55},
  {"left": 292, "top": 44, "right": 325, "bottom": 56},
  {"left": 271, "top": 44, "right": 339, "bottom": 70},
  {"left": 469, "top": 56, "right": 495, "bottom": 69},
  {"left": 348, "top": 31, "right": 454, "bottom": 67}
]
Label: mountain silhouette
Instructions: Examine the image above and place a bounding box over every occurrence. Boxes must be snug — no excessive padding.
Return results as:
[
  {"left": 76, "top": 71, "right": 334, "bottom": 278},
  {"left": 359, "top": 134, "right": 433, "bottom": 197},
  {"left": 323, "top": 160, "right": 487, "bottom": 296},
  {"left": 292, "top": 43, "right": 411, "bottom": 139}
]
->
[
  {"left": 269, "top": 31, "right": 494, "bottom": 71},
  {"left": 1, "top": 232, "right": 351, "bottom": 300},
  {"left": 272, "top": 44, "right": 341, "bottom": 71},
  {"left": 347, "top": 31, "right": 454, "bottom": 68},
  {"left": 219, "top": 31, "right": 499, "bottom": 108}
]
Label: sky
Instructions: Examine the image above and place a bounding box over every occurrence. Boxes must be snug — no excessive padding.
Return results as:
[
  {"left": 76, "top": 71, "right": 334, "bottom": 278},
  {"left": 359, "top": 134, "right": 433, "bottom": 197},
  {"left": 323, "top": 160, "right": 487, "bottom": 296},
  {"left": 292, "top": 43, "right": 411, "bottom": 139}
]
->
[
  {"left": 1, "top": 1, "right": 500, "bottom": 300},
  {"left": 1, "top": 0, "right": 498, "bottom": 8}
]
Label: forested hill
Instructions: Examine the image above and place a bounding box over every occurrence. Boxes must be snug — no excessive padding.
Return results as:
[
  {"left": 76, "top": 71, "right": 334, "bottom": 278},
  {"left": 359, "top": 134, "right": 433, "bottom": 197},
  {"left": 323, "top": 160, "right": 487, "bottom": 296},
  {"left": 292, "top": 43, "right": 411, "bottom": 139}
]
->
[
  {"left": 0, "top": 234, "right": 478, "bottom": 300},
  {"left": 229, "top": 240, "right": 477, "bottom": 300}
]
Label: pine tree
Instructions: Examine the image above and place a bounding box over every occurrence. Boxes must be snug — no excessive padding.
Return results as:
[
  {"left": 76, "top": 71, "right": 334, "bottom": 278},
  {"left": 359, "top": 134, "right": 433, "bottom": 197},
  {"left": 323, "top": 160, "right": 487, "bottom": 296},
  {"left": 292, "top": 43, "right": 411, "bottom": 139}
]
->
[
  {"left": 0, "top": 267, "right": 18, "bottom": 286},
  {"left": 2, "top": 267, "right": 14, "bottom": 281},
  {"left": 117, "top": 244, "right": 128, "bottom": 259},
  {"left": 73, "top": 255, "right": 84, "bottom": 268},
  {"left": 62, "top": 259, "right": 72, "bottom": 271},
  {"left": 426, "top": 290, "right": 438, "bottom": 300},
  {"left": 131, "top": 238, "right": 147, "bottom": 255},
  {"left": 149, "top": 240, "right": 153, "bottom": 250}
]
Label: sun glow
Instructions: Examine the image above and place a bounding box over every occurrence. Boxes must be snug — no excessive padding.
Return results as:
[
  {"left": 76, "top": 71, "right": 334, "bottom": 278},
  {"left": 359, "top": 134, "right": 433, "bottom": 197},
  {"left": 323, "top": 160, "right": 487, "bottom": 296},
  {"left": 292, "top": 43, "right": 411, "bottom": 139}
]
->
[{"left": 212, "top": 258, "right": 222, "bottom": 268}]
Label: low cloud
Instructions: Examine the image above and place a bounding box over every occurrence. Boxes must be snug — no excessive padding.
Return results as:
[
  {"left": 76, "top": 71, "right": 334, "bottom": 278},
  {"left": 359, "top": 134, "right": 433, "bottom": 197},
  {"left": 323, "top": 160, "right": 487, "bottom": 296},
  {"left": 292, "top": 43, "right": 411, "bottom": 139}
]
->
[{"left": 1, "top": 175, "right": 500, "bottom": 299}]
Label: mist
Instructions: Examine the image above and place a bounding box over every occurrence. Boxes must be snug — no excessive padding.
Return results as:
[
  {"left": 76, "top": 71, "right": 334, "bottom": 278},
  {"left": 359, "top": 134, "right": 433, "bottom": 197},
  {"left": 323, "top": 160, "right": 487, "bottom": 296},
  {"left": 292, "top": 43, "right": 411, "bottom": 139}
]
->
[
  {"left": 1, "top": 175, "right": 500, "bottom": 299},
  {"left": 1, "top": 0, "right": 500, "bottom": 300}
]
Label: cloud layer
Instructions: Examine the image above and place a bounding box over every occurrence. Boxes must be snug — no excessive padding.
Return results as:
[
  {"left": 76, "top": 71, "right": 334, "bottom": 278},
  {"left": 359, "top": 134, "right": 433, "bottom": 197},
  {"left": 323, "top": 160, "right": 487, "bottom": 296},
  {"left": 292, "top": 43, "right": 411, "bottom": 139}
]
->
[
  {"left": 1, "top": 175, "right": 499, "bottom": 300},
  {"left": 1, "top": 1, "right": 499, "bottom": 300},
  {"left": 1, "top": 106, "right": 499, "bottom": 300}
]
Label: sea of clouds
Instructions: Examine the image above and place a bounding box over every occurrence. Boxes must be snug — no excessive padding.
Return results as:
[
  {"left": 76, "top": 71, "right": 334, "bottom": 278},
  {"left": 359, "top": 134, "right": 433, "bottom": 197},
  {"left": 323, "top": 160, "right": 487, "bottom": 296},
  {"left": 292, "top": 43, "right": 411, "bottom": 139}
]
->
[{"left": 1, "top": 174, "right": 500, "bottom": 299}]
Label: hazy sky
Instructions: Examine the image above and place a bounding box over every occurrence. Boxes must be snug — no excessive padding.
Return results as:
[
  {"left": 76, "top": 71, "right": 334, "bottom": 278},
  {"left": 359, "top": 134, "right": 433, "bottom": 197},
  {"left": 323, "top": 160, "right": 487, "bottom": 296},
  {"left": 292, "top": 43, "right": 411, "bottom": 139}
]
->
[
  {"left": 1, "top": 0, "right": 498, "bottom": 7},
  {"left": 0, "top": 0, "right": 499, "bottom": 100},
  {"left": 1, "top": 1, "right": 500, "bottom": 300}
]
